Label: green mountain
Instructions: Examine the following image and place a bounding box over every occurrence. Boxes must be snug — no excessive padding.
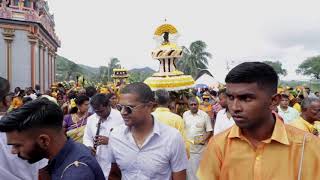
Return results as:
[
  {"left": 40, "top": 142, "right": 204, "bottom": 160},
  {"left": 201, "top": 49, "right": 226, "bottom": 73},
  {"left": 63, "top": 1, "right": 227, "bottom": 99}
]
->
[
  {"left": 78, "top": 64, "right": 100, "bottom": 75},
  {"left": 129, "top": 67, "right": 155, "bottom": 74},
  {"left": 56, "top": 55, "right": 155, "bottom": 83},
  {"left": 128, "top": 67, "right": 156, "bottom": 83},
  {"left": 56, "top": 55, "right": 98, "bottom": 82}
]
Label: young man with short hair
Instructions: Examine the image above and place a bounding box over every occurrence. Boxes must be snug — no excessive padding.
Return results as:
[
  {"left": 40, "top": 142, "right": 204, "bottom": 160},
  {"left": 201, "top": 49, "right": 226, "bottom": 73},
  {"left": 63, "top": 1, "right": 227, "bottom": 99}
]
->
[
  {"left": 0, "top": 98, "right": 105, "bottom": 180},
  {"left": 83, "top": 93, "right": 123, "bottom": 178},
  {"left": 152, "top": 89, "right": 190, "bottom": 157},
  {"left": 152, "top": 89, "right": 186, "bottom": 139},
  {"left": 0, "top": 77, "right": 47, "bottom": 180},
  {"left": 277, "top": 94, "right": 300, "bottom": 123},
  {"left": 197, "top": 62, "right": 320, "bottom": 180}
]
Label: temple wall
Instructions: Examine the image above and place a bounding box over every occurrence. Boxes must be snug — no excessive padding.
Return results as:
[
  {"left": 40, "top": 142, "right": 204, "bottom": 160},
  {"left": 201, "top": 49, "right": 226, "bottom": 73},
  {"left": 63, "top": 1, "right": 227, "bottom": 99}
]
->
[
  {"left": 35, "top": 43, "right": 40, "bottom": 85},
  {"left": 0, "top": 22, "right": 59, "bottom": 91},
  {"left": 11, "top": 30, "right": 31, "bottom": 89},
  {"left": 0, "top": 34, "right": 6, "bottom": 78},
  {"left": 44, "top": 47, "right": 48, "bottom": 90}
]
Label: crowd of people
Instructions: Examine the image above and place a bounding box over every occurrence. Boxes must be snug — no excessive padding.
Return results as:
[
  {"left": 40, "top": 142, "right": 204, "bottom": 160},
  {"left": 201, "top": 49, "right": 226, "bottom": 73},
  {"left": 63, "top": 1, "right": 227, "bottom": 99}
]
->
[{"left": 0, "top": 61, "right": 320, "bottom": 180}]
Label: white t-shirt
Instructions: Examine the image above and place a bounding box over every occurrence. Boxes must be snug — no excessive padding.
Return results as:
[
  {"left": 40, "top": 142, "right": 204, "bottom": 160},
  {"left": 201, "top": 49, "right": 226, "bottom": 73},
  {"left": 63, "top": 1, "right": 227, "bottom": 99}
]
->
[
  {"left": 25, "top": 93, "right": 37, "bottom": 100},
  {"left": 277, "top": 106, "right": 300, "bottom": 124},
  {"left": 214, "top": 108, "right": 235, "bottom": 135}
]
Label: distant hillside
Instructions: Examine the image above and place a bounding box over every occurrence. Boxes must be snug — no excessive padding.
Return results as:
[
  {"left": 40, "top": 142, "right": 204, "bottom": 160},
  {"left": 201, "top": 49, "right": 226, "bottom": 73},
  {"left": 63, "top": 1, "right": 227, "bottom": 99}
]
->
[
  {"left": 56, "top": 55, "right": 155, "bottom": 83},
  {"left": 129, "top": 67, "right": 156, "bottom": 74},
  {"left": 78, "top": 64, "right": 100, "bottom": 75},
  {"left": 56, "top": 56, "right": 98, "bottom": 82},
  {"left": 128, "top": 67, "right": 156, "bottom": 83}
]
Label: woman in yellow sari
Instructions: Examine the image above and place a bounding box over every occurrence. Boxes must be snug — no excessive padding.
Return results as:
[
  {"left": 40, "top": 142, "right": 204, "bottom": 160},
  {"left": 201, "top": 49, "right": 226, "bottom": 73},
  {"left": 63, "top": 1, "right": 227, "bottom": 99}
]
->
[{"left": 63, "top": 95, "right": 91, "bottom": 143}]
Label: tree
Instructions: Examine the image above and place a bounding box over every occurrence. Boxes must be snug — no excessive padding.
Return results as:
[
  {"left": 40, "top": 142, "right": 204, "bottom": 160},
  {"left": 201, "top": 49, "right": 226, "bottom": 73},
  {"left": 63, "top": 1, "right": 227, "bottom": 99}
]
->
[
  {"left": 129, "top": 71, "right": 153, "bottom": 83},
  {"left": 56, "top": 55, "right": 84, "bottom": 81},
  {"left": 296, "top": 56, "right": 320, "bottom": 79},
  {"left": 96, "top": 66, "right": 108, "bottom": 83},
  {"left": 263, "top": 61, "right": 287, "bottom": 76},
  {"left": 106, "top": 58, "right": 121, "bottom": 82},
  {"left": 177, "top": 40, "right": 212, "bottom": 78},
  {"left": 128, "top": 71, "right": 142, "bottom": 83}
]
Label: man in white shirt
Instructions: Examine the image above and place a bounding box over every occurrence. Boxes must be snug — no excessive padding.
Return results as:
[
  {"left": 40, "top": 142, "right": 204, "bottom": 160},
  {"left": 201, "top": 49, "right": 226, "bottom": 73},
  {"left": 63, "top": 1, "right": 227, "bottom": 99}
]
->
[
  {"left": 214, "top": 89, "right": 235, "bottom": 135},
  {"left": 83, "top": 93, "right": 124, "bottom": 179},
  {"left": 183, "top": 97, "right": 213, "bottom": 180},
  {"left": 108, "top": 82, "right": 188, "bottom": 180},
  {"left": 24, "top": 87, "right": 37, "bottom": 100},
  {"left": 277, "top": 94, "right": 299, "bottom": 123},
  {"left": 214, "top": 109, "right": 234, "bottom": 135},
  {"left": 0, "top": 77, "right": 46, "bottom": 180},
  {"left": 305, "top": 87, "right": 318, "bottom": 98}
]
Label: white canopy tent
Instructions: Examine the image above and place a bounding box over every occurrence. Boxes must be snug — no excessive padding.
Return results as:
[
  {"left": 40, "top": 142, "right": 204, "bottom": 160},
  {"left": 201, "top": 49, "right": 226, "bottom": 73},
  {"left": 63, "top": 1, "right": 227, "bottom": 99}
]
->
[{"left": 195, "top": 73, "right": 220, "bottom": 89}]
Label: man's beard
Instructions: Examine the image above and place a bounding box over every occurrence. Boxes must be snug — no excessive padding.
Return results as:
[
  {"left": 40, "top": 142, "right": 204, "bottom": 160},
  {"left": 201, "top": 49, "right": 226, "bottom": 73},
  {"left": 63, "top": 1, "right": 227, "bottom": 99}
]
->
[{"left": 18, "top": 142, "right": 47, "bottom": 164}]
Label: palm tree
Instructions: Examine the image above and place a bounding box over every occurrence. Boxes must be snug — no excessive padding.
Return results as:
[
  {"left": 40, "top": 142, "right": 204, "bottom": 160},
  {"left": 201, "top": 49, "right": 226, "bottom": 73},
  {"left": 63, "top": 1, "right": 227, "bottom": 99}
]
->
[
  {"left": 107, "top": 57, "right": 121, "bottom": 82},
  {"left": 177, "top": 41, "right": 212, "bottom": 78}
]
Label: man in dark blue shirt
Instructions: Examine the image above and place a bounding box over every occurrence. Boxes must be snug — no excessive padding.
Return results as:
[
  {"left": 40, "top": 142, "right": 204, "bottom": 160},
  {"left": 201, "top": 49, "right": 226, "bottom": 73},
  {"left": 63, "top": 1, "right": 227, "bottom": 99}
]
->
[
  {"left": 45, "top": 138, "right": 105, "bottom": 179},
  {"left": 0, "top": 98, "right": 105, "bottom": 180}
]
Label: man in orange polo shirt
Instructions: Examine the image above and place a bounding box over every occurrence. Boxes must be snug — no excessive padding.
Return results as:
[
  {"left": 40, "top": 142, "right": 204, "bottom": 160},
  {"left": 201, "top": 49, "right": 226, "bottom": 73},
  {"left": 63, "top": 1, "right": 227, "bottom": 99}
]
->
[{"left": 197, "top": 62, "right": 320, "bottom": 180}]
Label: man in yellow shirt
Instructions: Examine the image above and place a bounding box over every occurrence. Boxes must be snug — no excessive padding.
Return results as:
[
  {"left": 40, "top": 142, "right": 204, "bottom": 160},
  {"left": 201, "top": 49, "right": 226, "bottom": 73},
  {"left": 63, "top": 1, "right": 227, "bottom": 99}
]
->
[
  {"left": 152, "top": 89, "right": 189, "bottom": 157},
  {"left": 197, "top": 62, "right": 320, "bottom": 180},
  {"left": 290, "top": 97, "right": 320, "bottom": 136}
]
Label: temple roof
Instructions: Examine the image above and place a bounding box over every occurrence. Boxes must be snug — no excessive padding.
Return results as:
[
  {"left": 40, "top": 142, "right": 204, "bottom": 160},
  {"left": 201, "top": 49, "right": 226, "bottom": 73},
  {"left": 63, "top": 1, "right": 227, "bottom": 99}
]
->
[{"left": 0, "top": 0, "right": 60, "bottom": 46}]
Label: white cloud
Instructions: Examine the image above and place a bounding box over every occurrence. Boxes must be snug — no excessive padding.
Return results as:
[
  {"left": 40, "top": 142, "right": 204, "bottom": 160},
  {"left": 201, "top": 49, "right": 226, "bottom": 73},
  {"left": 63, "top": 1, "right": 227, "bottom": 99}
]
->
[{"left": 47, "top": 0, "right": 320, "bottom": 82}]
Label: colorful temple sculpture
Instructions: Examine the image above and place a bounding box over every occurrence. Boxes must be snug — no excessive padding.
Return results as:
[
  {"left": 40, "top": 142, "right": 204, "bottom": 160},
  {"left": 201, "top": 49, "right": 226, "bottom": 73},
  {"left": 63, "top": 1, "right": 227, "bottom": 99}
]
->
[
  {"left": 111, "top": 68, "right": 129, "bottom": 86},
  {"left": 0, "top": 0, "right": 60, "bottom": 92},
  {"left": 144, "top": 24, "right": 194, "bottom": 91}
]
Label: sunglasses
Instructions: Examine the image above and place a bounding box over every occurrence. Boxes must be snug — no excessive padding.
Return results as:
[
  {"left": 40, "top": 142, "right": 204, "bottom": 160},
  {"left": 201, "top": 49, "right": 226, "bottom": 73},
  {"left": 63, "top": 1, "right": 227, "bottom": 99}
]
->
[{"left": 116, "top": 104, "right": 145, "bottom": 114}]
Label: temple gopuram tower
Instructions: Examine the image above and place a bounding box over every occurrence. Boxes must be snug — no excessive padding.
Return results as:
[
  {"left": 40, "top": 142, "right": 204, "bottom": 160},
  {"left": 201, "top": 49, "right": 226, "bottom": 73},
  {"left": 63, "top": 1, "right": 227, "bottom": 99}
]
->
[{"left": 0, "top": 0, "right": 60, "bottom": 92}]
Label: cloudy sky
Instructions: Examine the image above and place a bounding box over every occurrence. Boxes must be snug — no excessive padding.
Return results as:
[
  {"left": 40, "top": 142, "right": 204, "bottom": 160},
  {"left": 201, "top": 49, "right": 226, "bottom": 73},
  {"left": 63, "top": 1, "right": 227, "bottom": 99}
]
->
[{"left": 48, "top": 0, "right": 320, "bottom": 82}]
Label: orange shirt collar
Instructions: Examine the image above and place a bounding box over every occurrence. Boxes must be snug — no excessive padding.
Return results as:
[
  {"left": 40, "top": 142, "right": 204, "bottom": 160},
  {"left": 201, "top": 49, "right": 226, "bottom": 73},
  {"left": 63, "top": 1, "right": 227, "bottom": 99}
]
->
[{"left": 228, "top": 117, "right": 290, "bottom": 145}]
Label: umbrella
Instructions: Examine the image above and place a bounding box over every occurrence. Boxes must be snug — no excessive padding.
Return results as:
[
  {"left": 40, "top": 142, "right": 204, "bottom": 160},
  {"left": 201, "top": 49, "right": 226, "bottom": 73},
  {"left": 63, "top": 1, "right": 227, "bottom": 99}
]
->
[{"left": 195, "top": 84, "right": 208, "bottom": 89}]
